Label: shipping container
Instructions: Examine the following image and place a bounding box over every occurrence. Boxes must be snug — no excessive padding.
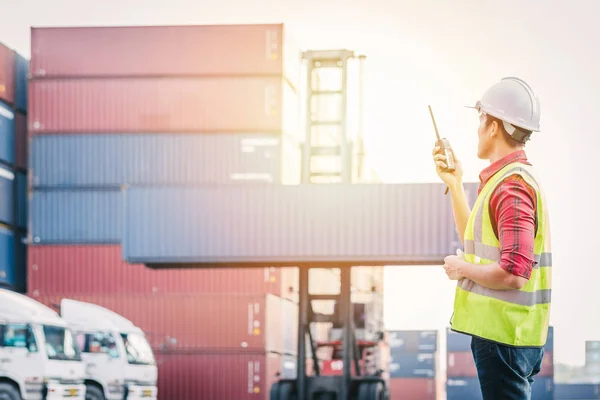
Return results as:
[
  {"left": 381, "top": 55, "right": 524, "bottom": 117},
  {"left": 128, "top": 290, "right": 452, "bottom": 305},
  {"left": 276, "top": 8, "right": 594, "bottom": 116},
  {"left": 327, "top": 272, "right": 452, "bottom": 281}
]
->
[
  {"left": 388, "top": 352, "right": 438, "bottom": 378},
  {"left": 447, "top": 377, "right": 554, "bottom": 400},
  {"left": 123, "top": 183, "right": 479, "bottom": 265},
  {"left": 0, "top": 226, "right": 16, "bottom": 288},
  {"left": 555, "top": 383, "right": 600, "bottom": 399},
  {"left": 587, "top": 341, "right": 600, "bottom": 351},
  {"left": 15, "top": 111, "right": 26, "bottom": 169},
  {"left": 0, "top": 100, "right": 15, "bottom": 164},
  {"left": 446, "top": 351, "right": 554, "bottom": 377},
  {"left": 31, "top": 133, "right": 301, "bottom": 187},
  {"left": 154, "top": 351, "right": 287, "bottom": 400},
  {"left": 0, "top": 43, "right": 15, "bottom": 105},
  {"left": 387, "top": 378, "right": 436, "bottom": 400},
  {"left": 31, "top": 188, "right": 121, "bottom": 244},
  {"left": 16, "top": 232, "right": 26, "bottom": 292},
  {"left": 586, "top": 349, "right": 600, "bottom": 364},
  {"left": 16, "top": 171, "right": 26, "bottom": 229},
  {"left": 29, "top": 77, "right": 299, "bottom": 136},
  {"left": 0, "top": 166, "right": 14, "bottom": 225},
  {"left": 33, "top": 293, "right": 298, "bottom": 354},
  {"left": 14, "top": 53, "right": 28, "bottom": 113},
  {"left": 387, "top": 330, "right": 438, "bottom": 353},
  {"left": 31, "top": 24, "right": 301, "bottom": 89},
  {"left": 27, "top": 245, "right": 297, "bottom": 299},
  {"left": 446, "top": 326, "right": 554, "bottom": 352}
]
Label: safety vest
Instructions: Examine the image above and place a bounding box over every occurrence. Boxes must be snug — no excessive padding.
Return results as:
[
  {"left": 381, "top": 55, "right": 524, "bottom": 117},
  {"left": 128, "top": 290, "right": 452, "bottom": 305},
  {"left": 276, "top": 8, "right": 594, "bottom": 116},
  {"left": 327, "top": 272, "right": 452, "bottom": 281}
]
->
[{"left": 450, "top": 161, "right": 552, "bottom": 347}]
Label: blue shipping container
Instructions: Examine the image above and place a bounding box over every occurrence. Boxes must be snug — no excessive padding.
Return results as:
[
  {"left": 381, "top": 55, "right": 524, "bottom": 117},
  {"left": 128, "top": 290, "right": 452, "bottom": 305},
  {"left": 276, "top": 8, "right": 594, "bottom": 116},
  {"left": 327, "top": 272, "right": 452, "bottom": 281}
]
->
[
  {"left": 555, "top": 383, "right": 600, "bottom": 399},
  {"left": 447, "top": 377, "right": 553, "bottom": 400},
  {"left": 0, "top": 226, "right": 16, "bottom": 288},
  {"left": 0, "top": 100, "right": 15, "bottom": 164},
  {"left": 446, "top": 326, "right": 554, "bottom": 352},
  {"left": 387, "top": 330, "right": 438, "bottom": 352},
  {"left": 16, "top": 171, "right": 26, "bottom": 229},
  {"left": 0, "top": 166, "right": 14, "bottom": 225},
  {"left": 123, "top": 183, "right": 479, "bottom": 265},
  {"left": 388, "top": 352, "right": 436, "bottom": 378},
  {"left": 31, "top": 133, "right": 301, "bottom": 187},
  {"left": 31, "top": 189, "right": 121, "bottom": 244},
  {"left": 14, "top": 54, "right": 28, "bottom": 113}
]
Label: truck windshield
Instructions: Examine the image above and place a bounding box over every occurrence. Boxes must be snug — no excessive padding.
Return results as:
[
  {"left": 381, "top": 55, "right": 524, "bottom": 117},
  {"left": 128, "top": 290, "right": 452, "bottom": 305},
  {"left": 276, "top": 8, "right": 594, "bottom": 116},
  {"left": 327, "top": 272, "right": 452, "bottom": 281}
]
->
[
  {"left": 43, "top": 325, "right": 81, "bottom": 361},
  {"left": 120, "top": 333, "right": 155, "bottom": 365}
]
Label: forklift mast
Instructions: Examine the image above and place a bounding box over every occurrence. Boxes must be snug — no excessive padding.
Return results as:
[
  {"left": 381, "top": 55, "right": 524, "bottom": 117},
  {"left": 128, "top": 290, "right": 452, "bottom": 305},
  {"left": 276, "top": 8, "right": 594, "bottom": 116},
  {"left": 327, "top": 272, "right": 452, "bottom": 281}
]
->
[{"left": 270, "top": 49, "right": 388, "bottom": 400}]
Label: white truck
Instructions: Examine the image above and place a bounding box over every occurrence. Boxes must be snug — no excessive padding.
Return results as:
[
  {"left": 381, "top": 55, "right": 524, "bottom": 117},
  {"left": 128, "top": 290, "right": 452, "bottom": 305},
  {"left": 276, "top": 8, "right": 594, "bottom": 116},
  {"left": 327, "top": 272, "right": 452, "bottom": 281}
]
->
[
  {"left": 0, "top": 288, "right": 86, "bottom": 400},
  {"left": 59, "top": 299, "right": 158, "bottom": 400}
]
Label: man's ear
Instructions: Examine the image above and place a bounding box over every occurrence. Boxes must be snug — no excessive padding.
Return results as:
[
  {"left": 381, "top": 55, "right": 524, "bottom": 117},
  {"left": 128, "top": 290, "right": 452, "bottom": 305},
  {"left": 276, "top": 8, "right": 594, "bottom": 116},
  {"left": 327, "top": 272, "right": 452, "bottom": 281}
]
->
[{"left": 489, "top": 119, "right": 500, "bottom": 139}]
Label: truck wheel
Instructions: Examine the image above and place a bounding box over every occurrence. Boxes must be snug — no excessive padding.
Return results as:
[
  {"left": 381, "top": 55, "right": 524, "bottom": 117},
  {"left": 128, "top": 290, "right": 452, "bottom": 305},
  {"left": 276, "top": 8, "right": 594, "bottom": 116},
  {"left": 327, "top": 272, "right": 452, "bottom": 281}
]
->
[
  {"left": 85, "top": 385, "right": 105, "bottom": 400},
  {"left": 0, "top": 383, "right": 21, "bottom": 400}
]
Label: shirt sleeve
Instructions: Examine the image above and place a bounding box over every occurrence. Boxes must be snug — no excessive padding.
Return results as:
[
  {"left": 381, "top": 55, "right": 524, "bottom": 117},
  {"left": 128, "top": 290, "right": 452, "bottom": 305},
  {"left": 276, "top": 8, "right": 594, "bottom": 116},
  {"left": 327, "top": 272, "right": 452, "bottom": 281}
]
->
[{"left": 489, "top": 175, "right": 538, "bottom": 280}]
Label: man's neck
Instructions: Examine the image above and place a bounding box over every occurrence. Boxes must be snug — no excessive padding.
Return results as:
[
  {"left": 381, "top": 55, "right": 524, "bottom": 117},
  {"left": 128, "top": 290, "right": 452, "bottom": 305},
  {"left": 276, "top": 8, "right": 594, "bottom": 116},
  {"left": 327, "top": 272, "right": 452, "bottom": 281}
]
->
[{"left": 488, "top": 146, "right": 524, "bottom": 164}]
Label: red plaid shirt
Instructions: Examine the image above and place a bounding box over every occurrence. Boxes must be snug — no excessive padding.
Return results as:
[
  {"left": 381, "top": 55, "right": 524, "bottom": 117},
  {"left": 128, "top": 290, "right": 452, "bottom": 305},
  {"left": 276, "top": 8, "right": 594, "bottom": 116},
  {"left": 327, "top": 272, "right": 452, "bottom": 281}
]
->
[{"left": 478, "top": 150, "right": 537, "bottom": 280}]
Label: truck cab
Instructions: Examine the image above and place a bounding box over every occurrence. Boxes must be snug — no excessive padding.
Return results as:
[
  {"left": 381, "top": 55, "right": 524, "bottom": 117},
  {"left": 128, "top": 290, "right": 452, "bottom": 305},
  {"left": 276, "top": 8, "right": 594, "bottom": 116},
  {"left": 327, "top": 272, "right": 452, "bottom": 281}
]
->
[
  {"left": 0, "top": 288, "right": 86, "bottom": 400},
  {"left": 59, "top": 299, "right": 157, "bottom": 400}
]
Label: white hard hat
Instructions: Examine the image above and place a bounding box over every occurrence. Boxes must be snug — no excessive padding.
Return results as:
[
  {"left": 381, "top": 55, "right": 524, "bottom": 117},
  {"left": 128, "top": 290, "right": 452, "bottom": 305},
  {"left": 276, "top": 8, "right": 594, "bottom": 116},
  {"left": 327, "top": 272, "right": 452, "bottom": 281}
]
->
[{"left": 469, "top": 77, "right": 541, "bottom": 143}]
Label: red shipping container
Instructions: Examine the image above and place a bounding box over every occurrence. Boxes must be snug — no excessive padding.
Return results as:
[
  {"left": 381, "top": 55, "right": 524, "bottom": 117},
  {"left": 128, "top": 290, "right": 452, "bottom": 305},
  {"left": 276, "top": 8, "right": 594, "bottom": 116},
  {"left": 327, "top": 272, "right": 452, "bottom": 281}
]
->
[
  {"left": 30, "top": 24, "right": 301, "bottom": 88},
  {"left": 154, "top": 351, "right": 284, "bottom": 400},
  {"left": 27, "top": 245, "right": 296, "bottom": 299},
  {"left": 33, "top": 292, "right": 298, "bottom": 354},
  {"left": 15, "top": 111, "right": 27, "bottom": 169},
  {"left": 388, "top": 378, "right": 436, "bottom": 400},
  {"left": 447, "top": 351, "right": 554, "bottom": 377},
  {"left": 0, "top": 44, "right": 15, "bottom": 105},
  {"left": 29, "top": 77, "right": 298, "bottom": 134}
]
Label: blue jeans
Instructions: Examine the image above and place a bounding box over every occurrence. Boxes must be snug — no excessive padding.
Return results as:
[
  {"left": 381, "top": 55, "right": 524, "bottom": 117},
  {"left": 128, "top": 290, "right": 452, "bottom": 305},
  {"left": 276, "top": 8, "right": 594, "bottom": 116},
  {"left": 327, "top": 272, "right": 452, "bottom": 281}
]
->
[{"left": 471, "top": 336, "right": 545, "bottom": 400}]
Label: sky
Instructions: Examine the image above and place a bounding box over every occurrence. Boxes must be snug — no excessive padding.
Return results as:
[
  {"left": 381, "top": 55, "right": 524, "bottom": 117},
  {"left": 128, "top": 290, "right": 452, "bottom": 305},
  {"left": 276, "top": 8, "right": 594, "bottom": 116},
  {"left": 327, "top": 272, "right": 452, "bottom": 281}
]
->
[{"left": 0, "top": 0, "right": 597, "bottom": 367}]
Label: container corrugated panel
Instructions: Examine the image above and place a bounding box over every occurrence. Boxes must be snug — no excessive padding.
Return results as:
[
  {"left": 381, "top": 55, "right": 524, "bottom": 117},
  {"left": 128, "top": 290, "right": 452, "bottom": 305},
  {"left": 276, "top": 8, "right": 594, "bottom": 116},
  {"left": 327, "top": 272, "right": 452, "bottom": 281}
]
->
[
  {"left": 555, "top": 383, "right": 600, "bottom": 399},
  {"left": 389, "top": 352, "right": 438, "bottom": 378},
  {"left": 14, "top": 53, "right": 27, "bottom": 113},
  {"left": 31, "top": 24, "right": 301, "bottom": 89},
  {"left": 29, "top": 77, "right": 299, "bottom": 136},
  {"left": 16, "top": 171, "right": 26, "bottom": 229},
  {"left": 388, "top": 378, "right": 436, "bottom": 400},
  {"left": 15, "top": 233, "right": 26, "bottom": 292},
  {"left": 31, "top": 189, "right": 121, "bottom": 244},
  {"left": 0, "top": 44, "right": 15, "bottom": 105},
  {"left": 447, "top": 351, "right": 554, "bottom": 378},
  {"left": 15, "top": 112, "right": 27, "bottom": 169},
  {"left": 123, "top": 183, "right": 479, "bottom": 265},
  {"left": 447, "top": 326, "right": 554, "bottom": 352},
  {"left": 31, "top": 133, "right": 302, "bottom": 187},
  {"left": 0, "top": 100, "right": 15, "bottom": 164},
  {"left": 0, "top": 226, "right": 15, "bottom": 288},
  {"left": 448, "top": 377, "right": 554, "bottom": 400},
  {"left": 0, "top": 166, "right": 14, "bottom": 225},
  {"left": 387, "top": 330, "right": 438, "bottom": 353},
  {"left": 26, "top": 245, "right": 297, "bottom": 299},
  {"left": 154, "top": 351, "right": 283, "bottom": 400},
  {"left": 34, "top": 293, "right": 297, "bottom": 354}
]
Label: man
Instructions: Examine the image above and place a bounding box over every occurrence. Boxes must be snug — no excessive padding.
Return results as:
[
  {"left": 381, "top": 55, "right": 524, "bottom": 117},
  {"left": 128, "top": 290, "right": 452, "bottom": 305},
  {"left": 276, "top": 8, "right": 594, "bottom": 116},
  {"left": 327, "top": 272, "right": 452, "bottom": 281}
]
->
[{"left": 432, "top": 77, "right": 552, "bottom": 400}]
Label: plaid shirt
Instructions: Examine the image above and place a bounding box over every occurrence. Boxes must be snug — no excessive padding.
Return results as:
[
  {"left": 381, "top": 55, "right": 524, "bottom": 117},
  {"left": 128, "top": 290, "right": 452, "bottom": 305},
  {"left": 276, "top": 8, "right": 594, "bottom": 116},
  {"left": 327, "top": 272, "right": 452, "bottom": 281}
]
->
[{"left": 478, "top": 150, "right": 537, "bottom": 280}]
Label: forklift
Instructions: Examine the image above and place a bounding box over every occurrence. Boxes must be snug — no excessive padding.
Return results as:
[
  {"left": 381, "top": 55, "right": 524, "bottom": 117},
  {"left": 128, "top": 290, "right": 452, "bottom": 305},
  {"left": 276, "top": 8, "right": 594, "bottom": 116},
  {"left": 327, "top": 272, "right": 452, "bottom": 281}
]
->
[{"left": 269, "top": 50, "right": 389, "bottom": 400}]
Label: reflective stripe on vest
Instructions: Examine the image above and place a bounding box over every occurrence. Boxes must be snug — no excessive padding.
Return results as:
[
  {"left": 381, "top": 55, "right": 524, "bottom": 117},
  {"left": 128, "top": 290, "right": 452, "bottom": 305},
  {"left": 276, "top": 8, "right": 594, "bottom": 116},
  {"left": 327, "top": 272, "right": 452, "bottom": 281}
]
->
[{"left": 450, "top": 161, "right": 552, "bottom": 347}]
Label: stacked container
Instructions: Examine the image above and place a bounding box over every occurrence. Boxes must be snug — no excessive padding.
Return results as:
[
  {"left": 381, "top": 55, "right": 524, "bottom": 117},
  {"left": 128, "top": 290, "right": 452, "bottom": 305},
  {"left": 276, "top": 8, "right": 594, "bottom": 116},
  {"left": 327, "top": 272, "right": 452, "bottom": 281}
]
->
[
  {"left": 385, "top": 330, "right": 440, "bottom": 400},
  {"left": 585, "top": 341, "right": 600, "bottom": 377},
  {"left": 0, "top": 41, "right": 28, "bottom": 293},
  {"left": 446, "top": 326, "right": 555, "bottom": 399},
  {"left": 26, "top": 24, "right": 310, "bottom": 400}
]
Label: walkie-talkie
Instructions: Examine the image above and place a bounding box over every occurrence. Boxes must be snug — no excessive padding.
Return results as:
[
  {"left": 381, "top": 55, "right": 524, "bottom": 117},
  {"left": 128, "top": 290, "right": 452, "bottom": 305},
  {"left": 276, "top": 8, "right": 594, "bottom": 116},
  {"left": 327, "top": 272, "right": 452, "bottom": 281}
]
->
[
  {"left": 428, "top": 105, "right": 456, "bottom": 173},
  {"left": 429, "top": 105, "right": 455, "bottom": 195}
]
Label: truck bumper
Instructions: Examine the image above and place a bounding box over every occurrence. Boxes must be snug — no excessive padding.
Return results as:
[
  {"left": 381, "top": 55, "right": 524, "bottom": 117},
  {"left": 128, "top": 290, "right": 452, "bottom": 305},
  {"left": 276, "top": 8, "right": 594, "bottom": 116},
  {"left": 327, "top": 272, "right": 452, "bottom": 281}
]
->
[
  {"left": 126, "top": 385, "right": 157, "bottom": 400},
  {"left": 44, "top": 383, "right": 86, "bottom": 399}
]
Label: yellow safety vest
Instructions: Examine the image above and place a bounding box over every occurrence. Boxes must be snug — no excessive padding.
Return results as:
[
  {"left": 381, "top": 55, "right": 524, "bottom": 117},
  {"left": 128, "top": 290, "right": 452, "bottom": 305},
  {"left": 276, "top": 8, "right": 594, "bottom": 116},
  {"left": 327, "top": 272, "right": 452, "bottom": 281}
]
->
[{"left": 450, "top": 161, "right": 552, "bottom": 347}]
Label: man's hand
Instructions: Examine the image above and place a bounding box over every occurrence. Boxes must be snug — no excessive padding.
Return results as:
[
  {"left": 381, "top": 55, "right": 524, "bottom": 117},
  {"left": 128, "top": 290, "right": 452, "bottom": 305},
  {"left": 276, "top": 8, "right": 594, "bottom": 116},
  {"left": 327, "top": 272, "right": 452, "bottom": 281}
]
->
[
  {"left": 432, "top": 145, "right": 463, "bottom": 189},
  {"left": 443, "top": 250, "right": 465, "bottom": 281}
]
